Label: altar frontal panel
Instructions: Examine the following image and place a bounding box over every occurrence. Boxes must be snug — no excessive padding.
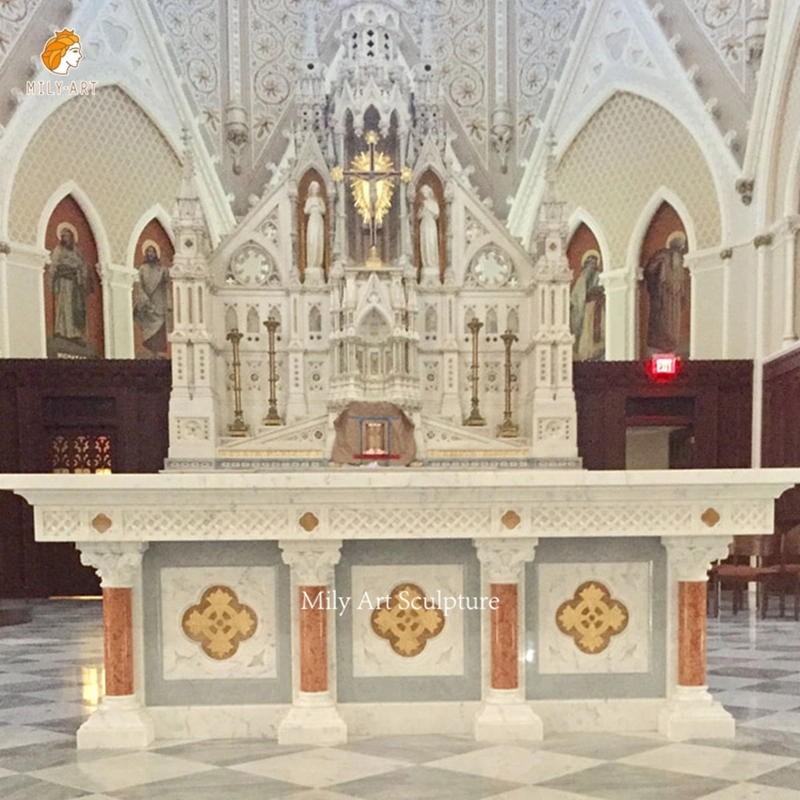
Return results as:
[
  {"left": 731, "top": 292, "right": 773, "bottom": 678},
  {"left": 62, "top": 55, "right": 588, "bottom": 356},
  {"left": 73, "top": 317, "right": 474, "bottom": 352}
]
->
[
  {"left": 526, "top": 538, "right": 666, "bottom": 700},
  {"left": 336, "top": 540, "right": 481, "bottom": 702},
  {"left": 143, "top": 542, "right": 291, "bottom": 705}
]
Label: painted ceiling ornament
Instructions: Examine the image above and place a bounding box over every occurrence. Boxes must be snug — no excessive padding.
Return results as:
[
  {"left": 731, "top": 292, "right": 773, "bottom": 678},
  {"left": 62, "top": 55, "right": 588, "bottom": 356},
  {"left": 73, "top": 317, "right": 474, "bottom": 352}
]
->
[
  {"left": 556, "top": 580, "right": 629, "bottom": 654},
  {"left": 371, "top": 582, "right": 445, "bottom": 657},
  {"left": 181, "top": 585, "right": 257, "bottom": 660}
]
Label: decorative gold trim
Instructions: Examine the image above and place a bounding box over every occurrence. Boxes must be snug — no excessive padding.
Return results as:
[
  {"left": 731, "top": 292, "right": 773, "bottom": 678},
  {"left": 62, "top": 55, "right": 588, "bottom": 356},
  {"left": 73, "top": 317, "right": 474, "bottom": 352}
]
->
[
  {"left": 501, "top": 510, "right": 521, "bottom": 530},
  {"left": 91, "top": 513, "right": 112, "bottom": 533},
  {"left": 216, "top": 450, "right": 325, "bottom": 458},
  {"left": 371, "top": 583, "right": 445, "bottom": 657},
  {"left": 701, "top": 507, "right": 721, "bottom": 527},
  {"left": 299, "top": 512, "right": 319, "bottom": 532},
  {"left": 556, "top": 581, "right": 629, "bottom": 654},
  {"left": 426, "top": 450, "right": 528, "bottom": 458},
  {"left": 181, "top": 585, "right": 257, "bottom": 660}
]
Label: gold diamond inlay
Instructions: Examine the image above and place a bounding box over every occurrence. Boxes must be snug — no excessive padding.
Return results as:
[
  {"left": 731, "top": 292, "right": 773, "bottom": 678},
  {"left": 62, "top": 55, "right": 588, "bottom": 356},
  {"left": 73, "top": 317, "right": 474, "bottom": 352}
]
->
[
  {"left": 91, "top": 513, "right": 112, "bottom": 533},
  {"left": 371, "top": 583, "right": 445, "bottom": 657},
  {"left": 299, "top": 512, "right": 319, "bottom": 532},
  {"left": 502, "top": 510, "right": 521, "bottom": 530},
  {"left": 556, "top": 581, "right": 629, "bottom": 655},
  {"left": 181, "top": 585, "right": 257, "bottom": 660},
  {"left": 701, "top": 507, "right": 720, "bottom": 527}
]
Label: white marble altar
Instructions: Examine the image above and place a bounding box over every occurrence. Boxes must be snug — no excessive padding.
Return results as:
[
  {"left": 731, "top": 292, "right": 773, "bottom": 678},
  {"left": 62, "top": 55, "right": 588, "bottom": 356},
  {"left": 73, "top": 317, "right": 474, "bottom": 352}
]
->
[{"left": 2, "top": 468, "right": 797, "bottom": 748}]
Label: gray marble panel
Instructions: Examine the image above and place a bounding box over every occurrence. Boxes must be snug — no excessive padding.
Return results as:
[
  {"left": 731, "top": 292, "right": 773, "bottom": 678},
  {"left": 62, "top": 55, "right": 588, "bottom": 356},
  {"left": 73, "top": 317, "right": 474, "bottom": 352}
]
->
[
  {"left": 525, "top": 537, "right": 667, "bottom": 700},
  {"left": 142, "top": 542, "right": 291, "bottom": 705},
  {"left": 336, "top": 539, "right": 482, "bottom": 702}
]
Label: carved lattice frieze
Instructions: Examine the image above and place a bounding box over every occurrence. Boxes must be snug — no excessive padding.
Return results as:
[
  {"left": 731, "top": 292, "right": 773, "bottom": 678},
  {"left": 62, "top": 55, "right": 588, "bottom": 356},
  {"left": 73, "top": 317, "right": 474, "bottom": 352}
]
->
[
  {"left": 530, "top": 505, "right": 694, "bottom": 535},
  {"left": 328, "top": 507, "right": 491, "bottom": 537},
  {"left": 121, "top": 508, "right": 288, "bottom": 539}
]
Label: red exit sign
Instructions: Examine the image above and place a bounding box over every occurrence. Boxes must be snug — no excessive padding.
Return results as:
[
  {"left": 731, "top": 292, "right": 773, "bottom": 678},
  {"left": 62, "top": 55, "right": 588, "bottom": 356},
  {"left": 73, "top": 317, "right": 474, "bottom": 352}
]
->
[{"left": 647, "top": 353, "right": 680, "bottom": 381}]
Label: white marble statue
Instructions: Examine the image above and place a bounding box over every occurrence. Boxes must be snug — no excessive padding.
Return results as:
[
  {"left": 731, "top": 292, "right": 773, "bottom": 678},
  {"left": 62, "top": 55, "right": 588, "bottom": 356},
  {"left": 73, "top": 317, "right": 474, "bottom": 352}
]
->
[
  {"left": 304, "top": 181, "right": 325, "bottom": 274},
  {"left": 418, "top": 185, "right": 441, "bottom": 274}
]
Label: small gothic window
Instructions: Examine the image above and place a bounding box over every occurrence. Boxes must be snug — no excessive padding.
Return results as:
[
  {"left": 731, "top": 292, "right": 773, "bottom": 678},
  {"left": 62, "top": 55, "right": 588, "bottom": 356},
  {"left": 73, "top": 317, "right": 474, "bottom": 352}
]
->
[
  {"left": 486, "top": 307, "right": 498, "bottom": 334},
  {"left": 309, "top": 305, "right": 322, "bottom": 333},
  {"left": 247, "top": 307, "right": 260, "bottom": 333},
  {"left": 425, "top": 305, "right": 437, "bottom": 334},
  {"left": 225, "top": 306, "right": 239, "bottom": 332},
  {"left": 507, "top": 308, "right": 519, "bottom": 334}
]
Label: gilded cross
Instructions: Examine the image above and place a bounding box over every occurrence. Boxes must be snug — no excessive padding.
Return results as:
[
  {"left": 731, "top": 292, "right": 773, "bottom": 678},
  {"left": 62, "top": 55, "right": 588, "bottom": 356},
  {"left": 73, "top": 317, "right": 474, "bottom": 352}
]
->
[{"left": 331, "top": 131, "right": 412, "bottom": 263}]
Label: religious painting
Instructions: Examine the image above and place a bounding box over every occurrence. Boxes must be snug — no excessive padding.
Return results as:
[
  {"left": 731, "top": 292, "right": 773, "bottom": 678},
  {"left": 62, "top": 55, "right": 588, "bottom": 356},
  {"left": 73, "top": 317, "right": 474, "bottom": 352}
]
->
[
  {"left": 567, "top": 223, "right": 605, "bottom": 361},
  {"left": 414, "top": 170, "right": 446, "bottom": 283},
  {"left": 297, "top": 169, "right": 330, "bottom": 283},
  {"left": 44, "top": 195, "right": 103, "bottom": 358},
  {"left": 132, "top": 219, "right": 174, "bottom": 359},
  {"left": 638, "top": 202, "right": 690, "bottom": 358}
]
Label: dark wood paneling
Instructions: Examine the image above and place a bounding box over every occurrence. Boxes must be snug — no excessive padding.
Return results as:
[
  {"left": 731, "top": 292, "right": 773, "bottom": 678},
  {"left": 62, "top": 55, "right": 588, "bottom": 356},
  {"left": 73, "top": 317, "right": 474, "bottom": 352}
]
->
[
  {"left": 0, "top": 359, "right": 171, "bottom": 598},
  {"left": 763, "top": 348, "right": 800, "bottom": 530},
  {"left": 574, "top": 360, "right": 753, "bottom": 470}
]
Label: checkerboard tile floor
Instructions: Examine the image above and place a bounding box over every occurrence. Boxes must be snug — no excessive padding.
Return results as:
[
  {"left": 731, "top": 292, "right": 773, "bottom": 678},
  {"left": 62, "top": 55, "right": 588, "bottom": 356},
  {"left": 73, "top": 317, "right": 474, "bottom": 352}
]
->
[{"left": 1, "top": 598, "right": 799, "bottom": 799}]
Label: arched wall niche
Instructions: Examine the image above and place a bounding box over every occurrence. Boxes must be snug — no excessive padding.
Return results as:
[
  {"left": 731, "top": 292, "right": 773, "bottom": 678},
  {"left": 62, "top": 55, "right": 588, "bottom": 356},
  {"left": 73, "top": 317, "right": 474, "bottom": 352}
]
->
[
  {"left": 567, "top": 222, "right": 605, "bottom": 361},
  {"left": 554, "top": 92, "right": 721, "bottom": 268},
  {"left": 44, "top": 195, "right": 104, "bottom": 359},
  {"left": 637, "top": 201, "right": 689, "bottom": 359},
  {"left": 297, "top": 168, "right": 330, "bottom": 282},
  {"left": 9, "top": 86, "right": 181, "bottom": 263},
  {"left": 132, "top": 218, "right": 174, "bottom": 359}
]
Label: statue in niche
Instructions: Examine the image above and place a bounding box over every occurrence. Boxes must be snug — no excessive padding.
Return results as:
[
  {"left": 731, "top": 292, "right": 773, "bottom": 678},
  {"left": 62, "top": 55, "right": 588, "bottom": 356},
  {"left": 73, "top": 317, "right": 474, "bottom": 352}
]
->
[
  {"left": 133, "top": 241, "right": 170, "bottom": 357},
  {"left": 304, "top": 181, "right": 326, "bottom": 274},
  {"left": 49, "top": 222, "right": 93, "bottom": 344},
  {"left": 643, "top": 233, "right": 688, "bottom": 353},
  {"left": 570, "top": 251, "right": 604, "bottom": 361},
  {"left": 418, "top": 185, "right": 441, "bottom": 274}
]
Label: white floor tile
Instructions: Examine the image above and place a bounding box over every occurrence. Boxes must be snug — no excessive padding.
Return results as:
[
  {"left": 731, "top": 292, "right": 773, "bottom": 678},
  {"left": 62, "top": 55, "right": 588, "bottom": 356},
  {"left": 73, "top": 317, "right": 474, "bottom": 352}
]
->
[
  {"left": 618, "top": 743, "right": 797, "bottom": 782},
  {"left": 429, "top": 745, "right": 601, "bottom": 785}
]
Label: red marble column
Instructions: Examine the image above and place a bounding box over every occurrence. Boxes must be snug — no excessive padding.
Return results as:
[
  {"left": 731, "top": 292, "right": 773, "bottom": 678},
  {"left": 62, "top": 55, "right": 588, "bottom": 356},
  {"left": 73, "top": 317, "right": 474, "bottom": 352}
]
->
[
  {"left": 678, "top": 581, "right": 707, "bottom": 686},
  {"left": 103, "top": 587, "right": 134, "bottom": 696},
  {"left": 299, "top": 586, "right": 328, "bottom": 693},
  {"left": 491, "top": 583, "right": 518, "bottom": 690}
]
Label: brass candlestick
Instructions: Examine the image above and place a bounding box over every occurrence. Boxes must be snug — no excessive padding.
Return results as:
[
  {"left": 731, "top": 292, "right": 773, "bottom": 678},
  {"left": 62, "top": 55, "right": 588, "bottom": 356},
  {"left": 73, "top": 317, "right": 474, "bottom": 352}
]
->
[
  {"left": 498, "top": 330, "right": 519, "bottom": 438},
  {"left": 262, "top": 316, "right": 282, "bottom": 425},
  {"left": 464, "top": 317, "right": 486, "bottom": 426},
  {"left": 226, "top": 328, "right": 249, "bottom": 437}
]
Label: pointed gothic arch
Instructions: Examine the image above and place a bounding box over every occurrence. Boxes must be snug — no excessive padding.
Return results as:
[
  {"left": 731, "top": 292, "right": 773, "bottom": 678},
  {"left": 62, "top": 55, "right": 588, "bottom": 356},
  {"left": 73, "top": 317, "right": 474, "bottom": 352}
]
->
[
  {"left": 637, "top": 200, "right": 690, "bottom": 359},
  {"left": 43, "top": 194, "right": 105, "bottom": 359},
  {"left": 567, "top": 221, "right": 605, "bottom": 361}
]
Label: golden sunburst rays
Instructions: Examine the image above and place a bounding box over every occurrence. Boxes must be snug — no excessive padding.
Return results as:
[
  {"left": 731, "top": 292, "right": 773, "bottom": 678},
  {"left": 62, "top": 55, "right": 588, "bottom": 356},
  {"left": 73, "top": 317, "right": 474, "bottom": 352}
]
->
[{"left": 350, "top": 150, "right": 396, "bottom": 226}]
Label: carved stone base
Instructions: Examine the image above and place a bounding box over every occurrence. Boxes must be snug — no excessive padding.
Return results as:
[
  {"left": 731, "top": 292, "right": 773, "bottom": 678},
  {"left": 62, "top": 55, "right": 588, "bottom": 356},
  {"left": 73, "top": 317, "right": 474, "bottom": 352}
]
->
[
  {"left": 474, "top": 690, "right": 543, "bottom": 742},
  {"left": 658, "top": 686, "right": 735, "bottom": 740},
  {"left": 278, "top": 692, "right": 347, "bottom": 745},
  {"left": 77, "top": 695, "right": 155, "bottom": 749}
]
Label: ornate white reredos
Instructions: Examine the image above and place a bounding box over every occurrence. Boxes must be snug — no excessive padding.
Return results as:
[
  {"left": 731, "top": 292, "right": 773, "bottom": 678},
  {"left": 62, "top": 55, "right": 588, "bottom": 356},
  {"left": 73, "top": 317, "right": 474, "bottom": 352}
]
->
[
  {"left": 77, "top": 542, "right": 149, "bottom": 588},
  {"left": 280, "top": 540, "right": 343, "bottom": 585},
  {"left": 474, "top": 538, "right": 539, "bottom": 583},
  {"left": 10, "top": 469, "right": 795, "bottom": 544}
]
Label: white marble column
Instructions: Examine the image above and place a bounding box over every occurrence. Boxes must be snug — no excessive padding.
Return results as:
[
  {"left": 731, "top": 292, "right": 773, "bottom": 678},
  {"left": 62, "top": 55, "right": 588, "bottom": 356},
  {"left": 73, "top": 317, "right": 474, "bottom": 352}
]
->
[
  {"left": 659, "top": 535, "right": 733, "bottom": 740},
  {"left": 101, "top": 262, "right": 139, "bottom": 359},
  {"left": 473, "top": 536, "right": 541, "bottom": 741},
  {"left": 279, "top": 538, "right": 347, "bottom": 745},
  {"left": 2, "top": 242, "right": 48, "bottom": 357},
  {"left": 76, "top": 542, "right": 153, "bottom": 748},
  {"left": 601, "top": 269, "right": 629, "bottom": 360}
]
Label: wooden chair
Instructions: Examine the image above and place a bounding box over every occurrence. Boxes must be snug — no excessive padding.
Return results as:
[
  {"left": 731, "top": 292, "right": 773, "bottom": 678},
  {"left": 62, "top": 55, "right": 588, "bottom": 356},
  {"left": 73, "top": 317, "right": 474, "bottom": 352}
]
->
[
  {"left": 761, "top": 526, "right": 800, "bottom": 620},
  {"left": 708, "top": 535, "right": 781, "bottom": 617}
]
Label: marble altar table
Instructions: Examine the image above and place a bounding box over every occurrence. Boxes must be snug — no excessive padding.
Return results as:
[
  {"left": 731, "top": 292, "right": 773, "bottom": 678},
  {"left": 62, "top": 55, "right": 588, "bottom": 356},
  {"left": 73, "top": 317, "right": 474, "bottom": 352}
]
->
[{"left": 2, "top": 467, "right": 797, "bottom": 749}]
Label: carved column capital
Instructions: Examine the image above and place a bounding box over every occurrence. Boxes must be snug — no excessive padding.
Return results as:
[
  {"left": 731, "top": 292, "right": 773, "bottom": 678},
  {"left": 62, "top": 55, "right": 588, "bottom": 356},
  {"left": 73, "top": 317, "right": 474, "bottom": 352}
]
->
[
  {"left": 78, "top": 542, "right": 148, "bottom": 588},
  {"left": 473, "top": 537, "right": 538, "bottom": 582},
  {"left": 661, "top": 535, "right": 730, "bottom": 582},
  {"left": 280, "top": 540, "right": 342, "bottom": 584}
]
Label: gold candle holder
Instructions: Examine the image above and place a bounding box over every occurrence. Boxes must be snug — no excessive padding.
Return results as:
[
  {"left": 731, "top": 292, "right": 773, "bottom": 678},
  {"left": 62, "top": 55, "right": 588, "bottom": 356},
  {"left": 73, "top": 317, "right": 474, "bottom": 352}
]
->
[
  {"left": 226, "top": 328, "right": 249, "bottom": 437},
  {"left": 498, "top": 330, "right": 519, "bottom": 438},
  {"left": 262, "top": 316, "right": 282, "bottom": 426},
  {"left": 464, "top": 317, "right": 486, "bottom": 426}
]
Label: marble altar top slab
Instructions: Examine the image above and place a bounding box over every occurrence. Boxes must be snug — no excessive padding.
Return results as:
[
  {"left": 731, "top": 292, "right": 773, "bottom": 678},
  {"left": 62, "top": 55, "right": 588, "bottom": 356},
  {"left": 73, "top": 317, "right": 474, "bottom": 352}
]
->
[{"left": 1, "top": 468, "right": 798, "bottom": 543}]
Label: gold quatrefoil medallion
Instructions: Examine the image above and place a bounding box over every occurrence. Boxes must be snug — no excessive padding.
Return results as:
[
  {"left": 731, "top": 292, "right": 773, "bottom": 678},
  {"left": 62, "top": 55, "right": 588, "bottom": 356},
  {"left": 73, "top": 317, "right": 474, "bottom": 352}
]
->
[
  {"left": 556, "top": 580, "right": 629, "bottom": 654},
  {"left": 371, "top": 583, "right": 445, "bottom": 657},
  {"left": 182, "top": 585, "right": 257, "bottom": 660}
]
